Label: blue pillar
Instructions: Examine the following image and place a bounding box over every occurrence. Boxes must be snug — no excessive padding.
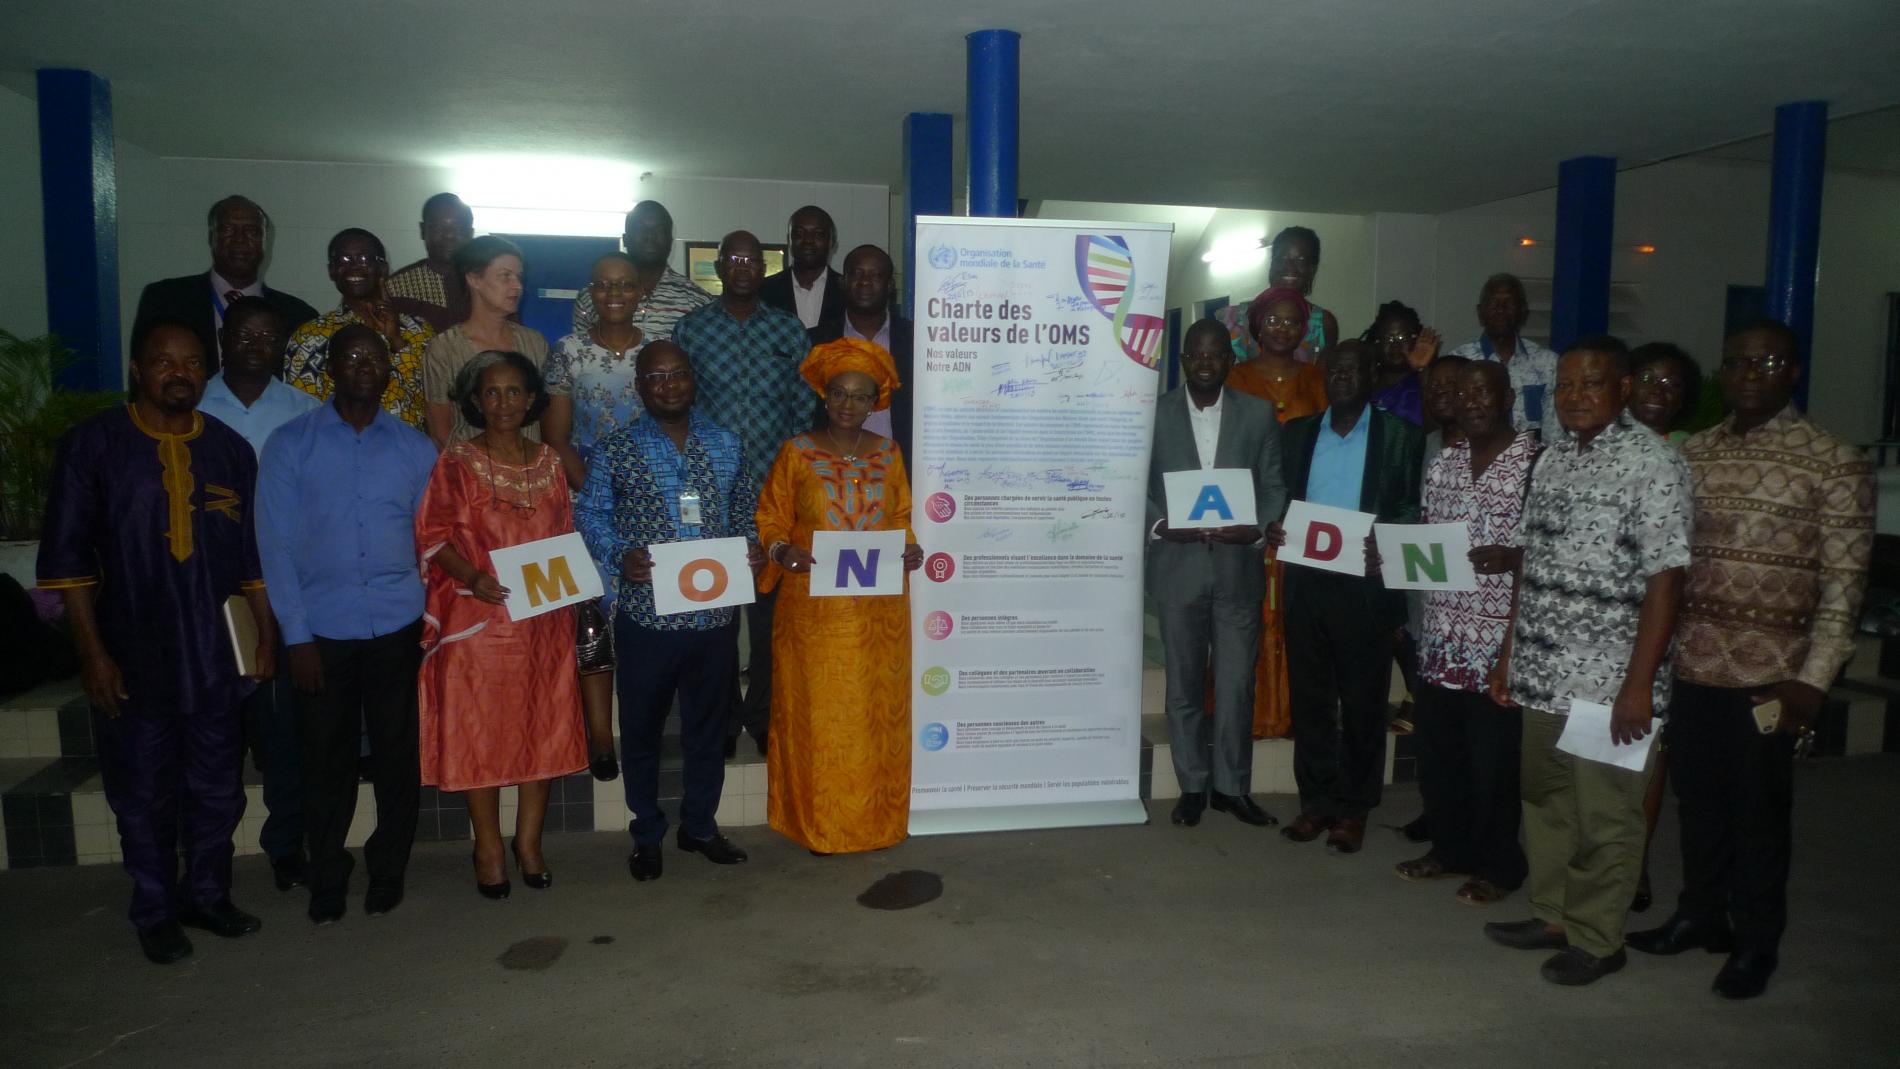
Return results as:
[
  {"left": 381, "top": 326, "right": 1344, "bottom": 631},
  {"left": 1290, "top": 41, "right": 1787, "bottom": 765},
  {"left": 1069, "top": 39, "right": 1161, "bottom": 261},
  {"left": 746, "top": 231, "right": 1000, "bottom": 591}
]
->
[
  {"left": 36, "top": 69, "right": 120, "bottom": 391},
  {"left": 1765, "top": 100, "right": 1827, "bottom": 409},
  {"left": 966, "top": 29, "right": 1020, "bottom": 218},
  {"left": 1549, "top": 155, "right": 1615, "bottom": 354},
  {"left": 903, "top": 112, "right": 953, "bottom": 319}
]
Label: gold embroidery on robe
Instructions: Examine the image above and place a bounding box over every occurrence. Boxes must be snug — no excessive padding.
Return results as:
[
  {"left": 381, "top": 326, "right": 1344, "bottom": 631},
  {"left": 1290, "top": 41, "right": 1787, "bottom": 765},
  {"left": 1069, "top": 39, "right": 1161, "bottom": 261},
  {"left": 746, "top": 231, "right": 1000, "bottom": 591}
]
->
[
  {"left": 127, "top": 405, "right": 204, "bottom": 563},
  {"left": 205, "top": 484, "right": 242, "bottom": 523}
]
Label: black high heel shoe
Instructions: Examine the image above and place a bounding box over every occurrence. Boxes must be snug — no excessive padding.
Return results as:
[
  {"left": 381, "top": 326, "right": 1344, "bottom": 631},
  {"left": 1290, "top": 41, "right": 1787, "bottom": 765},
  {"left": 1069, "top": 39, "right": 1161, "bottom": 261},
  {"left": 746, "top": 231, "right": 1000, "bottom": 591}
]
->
[
  {"left": 473, "top": 852, "right": 510, "bottom": 900},
  {"left": 589, "top": 747, "right": 620, "bottom": 782},
  {"left": 513, "top": 843, "right": 552, "bottom": 890}
]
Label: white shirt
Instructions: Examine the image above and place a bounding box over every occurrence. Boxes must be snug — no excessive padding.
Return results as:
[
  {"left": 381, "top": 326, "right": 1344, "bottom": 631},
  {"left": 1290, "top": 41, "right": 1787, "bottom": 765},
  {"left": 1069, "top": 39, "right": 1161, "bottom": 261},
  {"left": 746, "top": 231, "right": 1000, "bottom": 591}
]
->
[
  {"left": 842, "top": 312, "right": 894, "bottom": 438},
  {"left": 1188, "top": 390, "right": 1223, "bottom": 469},
  {"left": 792, "top": 271, "right": 827, "bottom": 330}
]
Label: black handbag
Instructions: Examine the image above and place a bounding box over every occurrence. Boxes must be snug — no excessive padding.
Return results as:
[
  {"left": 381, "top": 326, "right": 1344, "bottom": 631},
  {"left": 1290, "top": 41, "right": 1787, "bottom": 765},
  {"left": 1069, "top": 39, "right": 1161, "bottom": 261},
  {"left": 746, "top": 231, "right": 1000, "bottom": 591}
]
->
[{"left": 576, "top": 598, "right": 615, "bottom": 674}]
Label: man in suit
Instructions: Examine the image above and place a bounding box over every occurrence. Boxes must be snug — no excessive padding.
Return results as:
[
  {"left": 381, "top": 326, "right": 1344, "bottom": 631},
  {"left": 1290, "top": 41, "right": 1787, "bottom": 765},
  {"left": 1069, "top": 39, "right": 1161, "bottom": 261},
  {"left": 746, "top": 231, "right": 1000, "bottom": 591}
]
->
[
  {"left": 759, "top": 205, "right": 844, "bottom": 336},
  {"left": 1148, "top": 320, "right": 1289, "bottom": 827},
  {"left": 1270, "top": 340, "right": 1424, "bottom": 854},
  {"left": 131, "top": 196, "right": 319, "bottom": 378},
  {"left": 807, "top": 244, "right": 914, "bottom": 459}
]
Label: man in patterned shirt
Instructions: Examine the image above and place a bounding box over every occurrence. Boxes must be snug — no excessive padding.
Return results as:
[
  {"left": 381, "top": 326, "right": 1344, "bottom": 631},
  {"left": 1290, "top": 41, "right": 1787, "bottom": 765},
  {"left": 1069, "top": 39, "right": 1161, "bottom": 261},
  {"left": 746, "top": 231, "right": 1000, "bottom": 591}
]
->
[
  {"left": 1482, "top": 335, "right": 1692, "bottom": 986},
  {"left": 575, "top": 341, "right": 763, "bottom": 883},
  {"left": 570, "top": 200, "right": 713, "bottom": 340},
  {"left": 281, "top": 229, "right": 435, "bottom": 429},
  {"left": 1447, "top": 274, "right": 1560, "bottom": 438},
  {"left": 1627, "top": 320, "right": 1874, "bottom": 1000},
  {"left": 1400, "top": 360, "right": 1539, "bottom": 905},
  {"left": 673, "top": 230, "right": 814, "bottom": 757},
  {"left": 385, "top": 193, "right": 474, "bottom": 331}
]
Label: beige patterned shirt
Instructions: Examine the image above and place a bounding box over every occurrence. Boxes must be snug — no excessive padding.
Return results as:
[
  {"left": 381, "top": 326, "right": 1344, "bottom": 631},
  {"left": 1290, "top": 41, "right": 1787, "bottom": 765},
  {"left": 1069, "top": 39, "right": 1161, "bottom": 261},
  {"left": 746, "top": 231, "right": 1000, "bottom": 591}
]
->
[{"left": 1676, "top": 406, "right": 1875, "bottom": 691}]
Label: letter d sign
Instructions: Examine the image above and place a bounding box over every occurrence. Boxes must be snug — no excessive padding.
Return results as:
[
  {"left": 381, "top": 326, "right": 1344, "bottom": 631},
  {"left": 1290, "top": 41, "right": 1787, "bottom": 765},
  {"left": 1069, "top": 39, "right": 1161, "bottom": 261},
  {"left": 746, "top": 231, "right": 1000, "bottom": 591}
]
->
[
  {"left": 1304, "top": 521, "right": 1342, "bottom": 561},
  {"left": 679, "top": 558, "right": 730, "bottom": 603}
]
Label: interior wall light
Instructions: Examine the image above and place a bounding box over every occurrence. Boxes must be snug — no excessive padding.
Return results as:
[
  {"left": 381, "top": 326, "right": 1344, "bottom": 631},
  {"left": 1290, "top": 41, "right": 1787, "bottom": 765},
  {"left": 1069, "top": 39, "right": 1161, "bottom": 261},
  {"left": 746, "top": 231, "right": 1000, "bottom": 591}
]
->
[
  {"left": 1517, "top": 237, "right": 1539, "bottom": 247},
  {"left": 1200, "top": 235, "right": 1268, "bottom": 272},
  {"left": 446, "top": 153, "right": 643, "bottom": 236},
  {"left": 1632, "top": 244, "right": 1657, "bottom": 254}
]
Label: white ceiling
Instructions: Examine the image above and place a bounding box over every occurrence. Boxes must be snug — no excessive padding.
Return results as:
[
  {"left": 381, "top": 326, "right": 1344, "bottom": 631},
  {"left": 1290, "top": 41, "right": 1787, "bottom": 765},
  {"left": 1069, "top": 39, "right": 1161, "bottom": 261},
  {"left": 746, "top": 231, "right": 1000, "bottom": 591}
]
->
[{"left": 4, "top": 0, "right": 1899, "bottom": 214}]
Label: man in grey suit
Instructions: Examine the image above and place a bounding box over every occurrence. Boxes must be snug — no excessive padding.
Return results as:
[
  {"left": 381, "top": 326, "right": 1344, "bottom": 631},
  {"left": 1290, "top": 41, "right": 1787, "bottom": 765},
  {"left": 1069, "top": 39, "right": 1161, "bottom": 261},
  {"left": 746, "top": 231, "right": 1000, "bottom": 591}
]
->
[{"left": 1147, "top": 319, "right": 1289, "bottom": 827}]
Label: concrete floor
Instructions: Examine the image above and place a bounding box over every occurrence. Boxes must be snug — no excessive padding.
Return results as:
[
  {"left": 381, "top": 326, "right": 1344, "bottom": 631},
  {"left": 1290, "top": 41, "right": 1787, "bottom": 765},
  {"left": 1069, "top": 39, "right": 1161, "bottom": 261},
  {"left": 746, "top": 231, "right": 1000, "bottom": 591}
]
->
[{"left": 2, "top": 760, "right": 1897, "bottom": 1069}]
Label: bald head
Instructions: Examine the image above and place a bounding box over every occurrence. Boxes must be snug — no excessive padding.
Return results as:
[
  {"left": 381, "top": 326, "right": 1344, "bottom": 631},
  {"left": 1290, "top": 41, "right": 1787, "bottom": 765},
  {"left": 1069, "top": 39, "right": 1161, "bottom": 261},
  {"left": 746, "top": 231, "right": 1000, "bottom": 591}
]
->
[{"left": 715, "top": 231, "right": 765, "bottom": 302}]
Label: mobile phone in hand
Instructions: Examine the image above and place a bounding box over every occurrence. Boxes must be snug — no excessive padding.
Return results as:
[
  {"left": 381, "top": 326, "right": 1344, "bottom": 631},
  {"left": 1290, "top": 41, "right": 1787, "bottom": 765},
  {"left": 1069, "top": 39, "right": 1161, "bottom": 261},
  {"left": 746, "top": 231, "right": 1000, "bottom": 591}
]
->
[{"left": 1752, "top": 699, "right": 1783, "bottom": 735}]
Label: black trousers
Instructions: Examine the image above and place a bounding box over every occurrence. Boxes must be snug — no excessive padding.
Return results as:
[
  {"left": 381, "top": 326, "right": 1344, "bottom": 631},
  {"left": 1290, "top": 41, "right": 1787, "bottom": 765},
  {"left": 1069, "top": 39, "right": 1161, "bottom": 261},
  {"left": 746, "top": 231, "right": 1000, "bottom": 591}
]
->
[
  {"left": 1668, "top": 681, "right": 1796, "bottom": 955},
  {"left": 297, "top": 621, "right": 423, "bottom": 904},
  {"left": 620, "top": 617, "right": 736, "bottom": 846},
  {"left": 1414, "top": 683, "right": 1526, "bottom": 887},
  {"left": 1284, "top": 568, "right": 1393, "bottom": 820},
  {"left": 729, "top": 591, "right": 776, "bottom": 742}
]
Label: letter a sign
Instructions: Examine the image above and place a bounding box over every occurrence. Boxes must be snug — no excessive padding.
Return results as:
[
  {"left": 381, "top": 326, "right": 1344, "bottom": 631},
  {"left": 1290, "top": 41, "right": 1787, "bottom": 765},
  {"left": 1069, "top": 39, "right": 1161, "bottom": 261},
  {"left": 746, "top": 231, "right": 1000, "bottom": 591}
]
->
[
  {"left": 488, "top": 532, "right": 606, "bottom": 621},
  {"left": 809, "top": 530, "right": 907, "bottom": 597},
  {"left": 650, "top": 536, "right": 757, "bottom": 616},
  {"left": 1162, "top": 468, "right": 1257, "bottom": 530}
]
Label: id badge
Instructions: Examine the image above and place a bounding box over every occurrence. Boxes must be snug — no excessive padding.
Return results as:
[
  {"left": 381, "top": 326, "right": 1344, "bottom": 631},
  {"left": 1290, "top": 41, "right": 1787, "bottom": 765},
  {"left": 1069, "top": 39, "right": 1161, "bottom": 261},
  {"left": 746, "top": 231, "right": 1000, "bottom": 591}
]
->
[{"left": 679, "top": 492, "right": 703, "bottom": 526}]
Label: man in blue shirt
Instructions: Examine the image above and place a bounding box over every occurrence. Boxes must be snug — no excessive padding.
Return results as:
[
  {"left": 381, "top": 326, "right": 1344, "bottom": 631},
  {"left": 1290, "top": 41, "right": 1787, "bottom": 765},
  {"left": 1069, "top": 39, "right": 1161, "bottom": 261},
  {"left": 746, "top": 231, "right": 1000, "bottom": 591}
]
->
[
  {"left": 256, "top": 324, "right": 439, "bottom": 923},
  {"left": 672, "top": 230, "right": 811, "bottom": 759},
  {"left": 196, "top": 296, "right": 320, "bottom": 893},
  {"left": 577, "top": 341, "right": 763, "bottom": 883},
  {"left": 1270, "top": 341, "right": 1423, "bottom": 854}
]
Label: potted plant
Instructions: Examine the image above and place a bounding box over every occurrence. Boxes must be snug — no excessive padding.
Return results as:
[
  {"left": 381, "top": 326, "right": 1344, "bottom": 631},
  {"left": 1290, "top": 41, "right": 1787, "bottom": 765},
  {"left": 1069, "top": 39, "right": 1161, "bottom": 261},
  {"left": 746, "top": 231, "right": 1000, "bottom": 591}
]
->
[{"left": 0, "top": 330, "right": 125, "bottom": 582}]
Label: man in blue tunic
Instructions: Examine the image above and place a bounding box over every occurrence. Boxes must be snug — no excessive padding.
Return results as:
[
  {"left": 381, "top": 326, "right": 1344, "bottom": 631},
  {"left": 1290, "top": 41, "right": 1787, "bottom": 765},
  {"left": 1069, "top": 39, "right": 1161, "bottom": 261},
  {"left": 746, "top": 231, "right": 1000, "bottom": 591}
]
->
[{"left": 39, "top": 317, "right": 279, "bottom": 965}]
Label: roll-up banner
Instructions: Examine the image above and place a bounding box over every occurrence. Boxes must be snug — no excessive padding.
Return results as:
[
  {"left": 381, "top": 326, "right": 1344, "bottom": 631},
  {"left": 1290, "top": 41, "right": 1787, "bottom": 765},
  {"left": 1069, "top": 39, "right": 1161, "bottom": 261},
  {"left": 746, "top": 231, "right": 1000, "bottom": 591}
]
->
[{"left": 908, "top": 216, "right": 1172, "bottom": 835}]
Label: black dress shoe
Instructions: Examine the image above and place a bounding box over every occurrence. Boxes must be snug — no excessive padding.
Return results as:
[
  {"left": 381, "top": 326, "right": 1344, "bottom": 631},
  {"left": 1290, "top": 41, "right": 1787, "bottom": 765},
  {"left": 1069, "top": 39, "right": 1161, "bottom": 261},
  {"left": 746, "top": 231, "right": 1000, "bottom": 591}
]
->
[
  {"left": 1541, "top": 946, "right": 1627, "bottom": 986},
  {"left": 1484, "top": 918, "right": 1568, "bottom": 951},
  {"left": 308, "top": 895, "right": 346, "bottom": 925},
  {"left": 1712, "top": 951, "right": 1778, "bottom": 1000},
  {"left": 677, "top": 829, "right": 748, "bottom": 865},
  {"left": 1170, "top": 792, "right": 1205, "bottom": 826},
  {"left": 590, "top": 748, "right": 620, "bottom": 782},
  {"left": 271, "top": 853, "right": 307, "bottom": 892},
  {"left": 628, "top": 843, "right": 663, "bottom": 882},
  {"left": 364, "top": 879, "right": 404, "bottom": 916},
  {"left": 1209, "top": 791, "right": 1278, "bottom": 826},
  {"left": 178, "top": 899, "right": 262, "bottom": 938},
  {"left": 137, "top": 921, "right": 193, "bottom": 965},
  {"left": 513, "top": 844, "right": 552, "bottom": 890},
  {"left": 1626, "top": 914, "right": 1734, "bottom": 956}
]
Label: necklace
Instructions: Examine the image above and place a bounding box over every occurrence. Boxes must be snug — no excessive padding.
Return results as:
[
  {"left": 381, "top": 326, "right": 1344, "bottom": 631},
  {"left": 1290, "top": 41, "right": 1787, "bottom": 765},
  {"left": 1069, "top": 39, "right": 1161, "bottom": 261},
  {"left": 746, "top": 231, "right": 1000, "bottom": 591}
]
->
[
  {"left": 478, "top": 435, "right": 538, "bottom": 514},
  {"left": 826, "top": 427, "right": 866, "bottom": 463}
]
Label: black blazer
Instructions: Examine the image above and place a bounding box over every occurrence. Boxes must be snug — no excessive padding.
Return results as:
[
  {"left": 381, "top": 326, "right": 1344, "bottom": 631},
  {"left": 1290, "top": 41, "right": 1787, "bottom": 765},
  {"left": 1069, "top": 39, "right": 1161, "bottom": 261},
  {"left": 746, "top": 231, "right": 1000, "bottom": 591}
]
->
[
  {"left": 809, "top": 312, "right": 915, "bottom": 462},
  {"left": 131, "top": 273, "right": 319, "bottom": 377},
  {"left": 1280, "top": 405, "right": 1424, "bottom": 524},
  {"left": 759, "top": 267, "right": 845, "bottom": 338}
]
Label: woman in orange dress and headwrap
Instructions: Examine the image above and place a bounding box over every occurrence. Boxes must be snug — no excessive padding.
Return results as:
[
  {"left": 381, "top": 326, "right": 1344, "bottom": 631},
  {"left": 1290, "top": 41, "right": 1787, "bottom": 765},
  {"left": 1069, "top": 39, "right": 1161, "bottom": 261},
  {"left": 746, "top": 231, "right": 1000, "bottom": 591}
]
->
[
  {"left": 757, "top": 338, "right": 923, "bottom": 854},
  {"left": 1222, "top": 286, "right": 1327, "bottom": 739},
  {"left": 415, "top": 350, "right": 588, "bottom": 898}
]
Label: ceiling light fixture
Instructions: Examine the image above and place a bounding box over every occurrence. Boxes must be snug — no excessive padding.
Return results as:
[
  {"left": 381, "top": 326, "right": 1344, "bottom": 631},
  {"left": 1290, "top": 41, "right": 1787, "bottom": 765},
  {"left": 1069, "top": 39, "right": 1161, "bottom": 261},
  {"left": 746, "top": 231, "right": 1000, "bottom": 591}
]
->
[
  {"left": 1633, "top": 244, "right": 1657, "bottom": 254},
  {"left": 1517, "top": 237, "right": 1538, "bottom": 247},
  {"left": 445, "top": 153, "right": 643, "bottom": 236},
  {"left": 1200, "top": 235, "right": 1268, "bottom": 271}
]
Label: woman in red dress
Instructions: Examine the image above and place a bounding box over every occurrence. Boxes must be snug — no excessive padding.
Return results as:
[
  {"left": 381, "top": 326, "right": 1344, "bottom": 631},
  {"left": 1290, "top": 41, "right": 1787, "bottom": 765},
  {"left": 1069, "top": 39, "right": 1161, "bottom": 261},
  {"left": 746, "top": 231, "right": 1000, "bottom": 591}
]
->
[{"left": 416, "top": 350, "right": 587, "bottom": 898}]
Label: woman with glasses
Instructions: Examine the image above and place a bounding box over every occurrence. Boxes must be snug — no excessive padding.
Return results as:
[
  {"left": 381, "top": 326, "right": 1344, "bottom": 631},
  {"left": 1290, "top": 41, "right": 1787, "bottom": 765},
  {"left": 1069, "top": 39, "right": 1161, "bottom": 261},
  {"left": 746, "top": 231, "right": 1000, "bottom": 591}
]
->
[
  {"left": 1222, "top": 285, "right": 1326, "bottom": 741},
  {"left": 422, "top": 235, "right": 556, "bottom": 449},
  {"left": 756, "top": 339, "right": 923, "bottom": 855},
  {"left": 1361, "top": 300, "right": 1441, "bottom": 426},
  {"left": 544, "top": 252, "right": 651, "bottom": 488},
  {"left": 416, "top": 350, "right": 588, "bottom": 898},
  {"left": 542, "top": 253, "right": 650, "bottom": 780}
]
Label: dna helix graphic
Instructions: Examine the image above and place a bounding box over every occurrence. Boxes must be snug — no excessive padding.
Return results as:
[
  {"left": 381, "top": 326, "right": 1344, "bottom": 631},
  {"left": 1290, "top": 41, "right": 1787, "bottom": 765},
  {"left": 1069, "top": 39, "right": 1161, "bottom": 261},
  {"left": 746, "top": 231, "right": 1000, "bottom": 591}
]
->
[{"left": 1073, "top": 234, "right": 1165, "bottom": 369}]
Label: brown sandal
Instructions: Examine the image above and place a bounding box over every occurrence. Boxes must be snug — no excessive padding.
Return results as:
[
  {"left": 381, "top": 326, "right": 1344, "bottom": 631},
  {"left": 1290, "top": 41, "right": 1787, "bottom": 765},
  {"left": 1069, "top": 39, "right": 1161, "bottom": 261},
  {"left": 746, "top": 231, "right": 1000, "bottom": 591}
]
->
[
  {"left": 1395, "top": 854, "right": 1460, "bottom": 881},
  {"left": 1456, "top": 877, "right": 1511, "bottom": 905}
]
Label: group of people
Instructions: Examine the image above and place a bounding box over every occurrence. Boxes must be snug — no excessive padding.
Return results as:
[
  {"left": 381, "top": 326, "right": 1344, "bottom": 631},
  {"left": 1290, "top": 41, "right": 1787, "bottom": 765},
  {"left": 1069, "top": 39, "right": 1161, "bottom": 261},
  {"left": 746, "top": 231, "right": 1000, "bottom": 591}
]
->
[
  {"left": 44, "top": 194, "right": 919, "bottom": 965},
  {"left": 39, "top": 199, "right": 1870, "bottom": 1006},
  {"left": 1152, "top": 236, "right": 1873, "bottom": 999}
]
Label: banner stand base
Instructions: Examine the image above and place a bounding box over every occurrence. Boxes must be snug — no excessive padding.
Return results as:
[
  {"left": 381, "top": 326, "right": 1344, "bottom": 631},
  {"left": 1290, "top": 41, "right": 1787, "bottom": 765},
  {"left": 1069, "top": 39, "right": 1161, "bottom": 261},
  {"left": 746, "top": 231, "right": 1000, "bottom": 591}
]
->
[{"left": 908, "top": 799, "right": 1150, "bottom": 837}]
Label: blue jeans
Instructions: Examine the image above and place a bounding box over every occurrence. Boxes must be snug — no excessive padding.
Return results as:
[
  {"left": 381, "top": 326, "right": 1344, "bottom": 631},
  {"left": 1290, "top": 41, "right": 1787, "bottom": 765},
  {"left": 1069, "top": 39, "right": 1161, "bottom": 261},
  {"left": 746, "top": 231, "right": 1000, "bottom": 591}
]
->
[{"left": 615, "top": 617, "right": 737, "bottom": 847}]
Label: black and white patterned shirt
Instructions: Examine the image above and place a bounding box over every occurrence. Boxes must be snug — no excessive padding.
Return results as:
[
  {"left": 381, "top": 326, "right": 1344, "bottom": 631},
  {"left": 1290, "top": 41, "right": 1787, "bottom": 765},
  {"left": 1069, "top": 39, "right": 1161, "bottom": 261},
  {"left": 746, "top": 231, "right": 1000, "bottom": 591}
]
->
[
  {"left": 1508, "top": 414, "right": 1693, "bottom": 715},
  {"left": 570, "top": 266, "right": 713, "bottom": 341}
]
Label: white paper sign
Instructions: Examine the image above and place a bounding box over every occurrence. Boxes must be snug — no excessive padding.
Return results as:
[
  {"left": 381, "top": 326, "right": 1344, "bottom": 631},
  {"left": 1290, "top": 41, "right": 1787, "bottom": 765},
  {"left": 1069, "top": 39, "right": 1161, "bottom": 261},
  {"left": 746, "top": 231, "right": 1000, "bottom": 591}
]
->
[
  {"left": 809, "top": 530, "right": 907, "bottom": 597},
  {"left": 649, "top": 537, "right": 756, "bottom": 616},
  {"left": 1556, "top": 699, "right": 1659, "bottom": 772},
  {"left": 488, "top": 532, "right": 605, "bottom": 622},
  {"left": 1163, "top": 468, "right": 1258, "bottom": 530},
  {"left": 1278, "top": 500, "right": 1376, "bottom": 576},
  {"left": 1374, "top": 522, "right": 1479, "bottom": 592}
]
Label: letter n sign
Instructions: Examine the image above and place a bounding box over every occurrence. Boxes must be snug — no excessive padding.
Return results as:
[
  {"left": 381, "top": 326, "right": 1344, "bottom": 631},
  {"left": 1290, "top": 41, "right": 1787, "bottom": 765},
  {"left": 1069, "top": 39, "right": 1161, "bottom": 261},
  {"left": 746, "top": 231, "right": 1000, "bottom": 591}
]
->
[
  {"left": 810, "top": 530, "right": 906, "bottom": 597},
  {"left": 837, "top": 548, "right": 881, "bottom": 589},
  {"left": 1400, "top": 542, "right": 1448, "bottom": 584}
]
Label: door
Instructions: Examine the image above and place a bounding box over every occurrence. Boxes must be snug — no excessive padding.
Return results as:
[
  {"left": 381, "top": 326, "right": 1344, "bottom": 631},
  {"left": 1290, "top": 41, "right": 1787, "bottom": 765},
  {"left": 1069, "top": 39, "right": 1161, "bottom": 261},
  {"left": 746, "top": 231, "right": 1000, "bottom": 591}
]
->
[{"left": 495, "top": 234, "right": 621, "bottom": 345}]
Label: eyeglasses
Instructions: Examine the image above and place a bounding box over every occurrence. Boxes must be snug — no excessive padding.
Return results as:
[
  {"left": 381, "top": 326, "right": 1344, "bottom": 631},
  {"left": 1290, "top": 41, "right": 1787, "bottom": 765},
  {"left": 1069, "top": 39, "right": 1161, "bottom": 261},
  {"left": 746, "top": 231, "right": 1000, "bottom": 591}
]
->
[
  {"left": 826, "top": 388, "right": 877, "bottom": 405},
  {"left": 1720, "top": 354, "right": 1794, "bottom": 376},
  {"left": 1635, "top": 369, "right": 1682, "bottom": 388},
  {"left": 637, "top": 369, "right": 692, "bottom": 385},
  {"left": 330, "top": 253, "right": 386, "bottom": 268},
  {"left": 1260, "top": 314, "right": 1301, "bottom": 329},
  {"left": 1379, "top": 331, "right": 1418, "bottom": 346},
  {"left": 721, "top": 254, "right": 760, "bottom": 268},
  {"left": 331, "top": 349, "right": 391, "bottom": 368},
  {"left": 226, "top": 329, "right": 282, "bottom": 347},
  {"left": 589, "top": 280, "right": 641, "bottom": 293}
]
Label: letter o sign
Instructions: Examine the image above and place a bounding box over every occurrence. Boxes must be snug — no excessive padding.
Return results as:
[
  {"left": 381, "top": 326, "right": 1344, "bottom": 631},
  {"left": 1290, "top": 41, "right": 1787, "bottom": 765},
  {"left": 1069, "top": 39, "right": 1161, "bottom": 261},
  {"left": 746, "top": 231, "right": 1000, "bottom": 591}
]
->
[{"left": 679, "top": 558, "right": 729, "bottom": 603}]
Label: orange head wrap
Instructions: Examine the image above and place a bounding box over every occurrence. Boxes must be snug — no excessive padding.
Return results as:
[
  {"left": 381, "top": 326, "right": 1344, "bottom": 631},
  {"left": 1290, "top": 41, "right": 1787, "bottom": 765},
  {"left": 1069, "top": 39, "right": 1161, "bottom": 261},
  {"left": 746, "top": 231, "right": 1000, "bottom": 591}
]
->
[{"left": 800, "top": 337, "right": 901, "bottom": 411}]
